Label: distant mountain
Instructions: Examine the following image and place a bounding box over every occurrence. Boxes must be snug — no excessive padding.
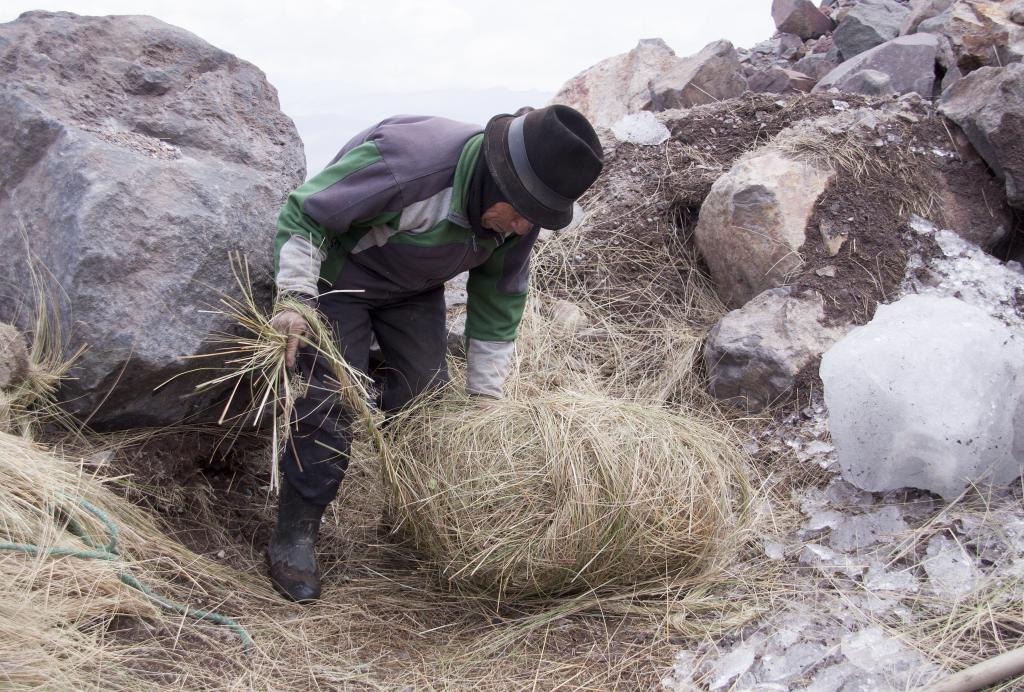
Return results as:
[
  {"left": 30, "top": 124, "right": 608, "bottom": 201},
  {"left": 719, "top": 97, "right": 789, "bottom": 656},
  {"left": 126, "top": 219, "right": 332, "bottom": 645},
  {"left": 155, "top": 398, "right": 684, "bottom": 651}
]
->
[{"left": 292, "top": 87, "right": 553, "bottom": 175}]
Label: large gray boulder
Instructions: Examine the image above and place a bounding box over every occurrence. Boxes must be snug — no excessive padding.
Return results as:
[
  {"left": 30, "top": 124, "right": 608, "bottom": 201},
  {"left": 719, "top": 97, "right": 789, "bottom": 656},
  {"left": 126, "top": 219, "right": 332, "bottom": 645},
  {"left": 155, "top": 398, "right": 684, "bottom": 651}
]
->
[
  {"left": 0, "top": 12, "right": 305, "bottom": 427},
  {"left": 551, "top": 38, "right": 683, "bottom": 129},
  {"left": 822, "top": 295, "right": 1024, "bottom": 500},
  {"left": 793, "top": 54, "right": 840, "bottom": 81},
  {"left": 814, "top": 34, "right": 939, "bottom": 97},
  {"left": 834, "top": 0, "right": 912, "bottom": 60},
  {"left": 646, "top": 40, "right": 748, "bottom": 111},
  {"left": 900, "top": 0, "right": 955, "bottom": 35},
  {"left": 939, "top": 63, "right": 1024, "bottom": 208},
  {"left": 916, "top": 0, "right": 1024, "bottom": 72},
  {"left": 705, "top": 288, "right": 848, "bottom": 411},
  {"left": 772, "top": 0, "right": 835, "bottom": 39},
  {"left": 747, "top": 66, "right": 817, "bottom": 94},
  {"left": 695, "top": 147, "right": 835, "bottom": 308}
]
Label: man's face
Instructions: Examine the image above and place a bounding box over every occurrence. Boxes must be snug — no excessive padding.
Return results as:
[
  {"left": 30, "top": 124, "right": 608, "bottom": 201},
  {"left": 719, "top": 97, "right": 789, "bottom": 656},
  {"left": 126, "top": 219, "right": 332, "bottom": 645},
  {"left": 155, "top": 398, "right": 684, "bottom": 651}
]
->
[{"left": 481, "top": 202, "right": 533, "bottom": 236}]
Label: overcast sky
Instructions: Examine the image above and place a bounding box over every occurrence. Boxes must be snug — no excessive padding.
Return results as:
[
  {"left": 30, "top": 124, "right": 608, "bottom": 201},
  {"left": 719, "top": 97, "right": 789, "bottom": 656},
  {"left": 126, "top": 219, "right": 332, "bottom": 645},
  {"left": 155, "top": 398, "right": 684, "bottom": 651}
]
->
[{"left": 3, "top": 2, "right": 775, "bottom": 169}]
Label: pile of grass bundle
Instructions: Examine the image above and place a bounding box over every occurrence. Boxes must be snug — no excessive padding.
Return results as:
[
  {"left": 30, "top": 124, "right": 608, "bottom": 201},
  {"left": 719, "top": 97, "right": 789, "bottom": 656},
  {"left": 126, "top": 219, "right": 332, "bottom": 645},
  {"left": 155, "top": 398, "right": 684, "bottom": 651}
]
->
[
  {"left": 0, "top": 434, "right": 158, "bottom": 686},
  {"left": 380, "top": 390, "right": 752, "bottom": 601},
  {"left": 0, "top": 432, "right": 258, "bottom": 686}
]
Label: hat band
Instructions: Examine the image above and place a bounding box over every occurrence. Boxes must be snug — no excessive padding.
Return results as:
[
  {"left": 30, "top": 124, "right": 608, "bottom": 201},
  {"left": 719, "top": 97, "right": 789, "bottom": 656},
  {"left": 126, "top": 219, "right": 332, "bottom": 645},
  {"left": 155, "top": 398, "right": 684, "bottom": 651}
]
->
[{"left": 508, "top": 115, "right": 573, "bottom": 212}]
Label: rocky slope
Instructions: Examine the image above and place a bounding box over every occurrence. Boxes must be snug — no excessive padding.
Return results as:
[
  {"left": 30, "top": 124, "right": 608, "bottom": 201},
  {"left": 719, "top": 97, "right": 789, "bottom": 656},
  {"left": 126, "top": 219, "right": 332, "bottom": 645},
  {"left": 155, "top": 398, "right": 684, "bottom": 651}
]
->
[{"left": 550, "top": 2, "right": 1024, "bottom": 689}]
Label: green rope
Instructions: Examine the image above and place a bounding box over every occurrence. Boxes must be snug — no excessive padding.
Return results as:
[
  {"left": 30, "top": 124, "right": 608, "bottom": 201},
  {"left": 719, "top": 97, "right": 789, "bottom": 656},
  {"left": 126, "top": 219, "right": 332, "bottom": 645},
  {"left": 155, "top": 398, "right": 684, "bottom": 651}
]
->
[{"left": 0, "top": 495, "right": 253, "bottom": 653}]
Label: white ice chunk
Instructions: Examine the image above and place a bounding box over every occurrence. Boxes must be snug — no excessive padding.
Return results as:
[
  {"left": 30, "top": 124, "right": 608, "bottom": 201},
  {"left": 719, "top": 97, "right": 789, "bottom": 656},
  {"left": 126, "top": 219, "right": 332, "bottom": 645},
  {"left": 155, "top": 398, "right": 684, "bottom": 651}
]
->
[
  {"left": 662, "top": 650, "right": 700, "bottom": 691},
  {"left": 841, "top": 627, "right": 922, "bottom": 676},
  {"left": 806, "top": 662, "right": 881, "bottom": 692},
  {"left": 764, "top": 540, "right": 787, "bottom": 561},
  {"left": 864, "top": 562, "right": 919, "bottom": 593},
  {"left": 758, "top": 642, "right": 828, "bottom": 683},
  {"left": 805, "top": 509, "right": 844, "bottom": 532},
  {"left": 799, "top": 543, "right": 865, "bottom": 578},
  {"left": 904, "top": 216, "right": 1024, "bottom": 329},
  {"left": 610, "top": 111, "right": 670, "bottom": 145},
  {"left": 924, "top": 535, "right": 980, "bottom": 598},
  {"left": 824, "top": 479, "right": 874, "bottom": 508},
  {"left": 799, "top": 543, "right": 836, "bottom": 564},
  {"left": 829, "top": 506, "right": 908, "bottom": 552},
  {"left": 709, "top": 643, "right": 757, "bottom": 690},
  {"left": 821, "top": 295, "right": 1024, "bottom": 500}
]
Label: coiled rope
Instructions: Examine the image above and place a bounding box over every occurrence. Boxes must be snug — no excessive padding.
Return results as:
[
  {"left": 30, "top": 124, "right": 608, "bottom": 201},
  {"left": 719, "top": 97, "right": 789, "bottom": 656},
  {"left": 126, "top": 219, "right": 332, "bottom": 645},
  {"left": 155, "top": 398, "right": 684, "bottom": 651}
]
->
[{"left": 0, "top": 496, "right": 253, "bottom": 653}]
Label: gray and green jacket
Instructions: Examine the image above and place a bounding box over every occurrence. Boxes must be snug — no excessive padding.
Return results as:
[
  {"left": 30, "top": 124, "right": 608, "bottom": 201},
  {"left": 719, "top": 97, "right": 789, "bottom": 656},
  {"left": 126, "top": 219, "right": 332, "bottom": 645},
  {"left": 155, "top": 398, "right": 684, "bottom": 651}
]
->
[{"left": 273, "top": 115, "right": 538, "bottom": 398}]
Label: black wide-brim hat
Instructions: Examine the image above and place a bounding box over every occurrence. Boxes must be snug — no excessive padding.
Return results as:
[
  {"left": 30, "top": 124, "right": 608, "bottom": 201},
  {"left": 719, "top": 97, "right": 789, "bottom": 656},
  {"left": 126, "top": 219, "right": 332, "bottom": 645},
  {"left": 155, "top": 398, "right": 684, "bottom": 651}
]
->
[{"left": 483, "top": 104, "right": 603, "bottom": 230}]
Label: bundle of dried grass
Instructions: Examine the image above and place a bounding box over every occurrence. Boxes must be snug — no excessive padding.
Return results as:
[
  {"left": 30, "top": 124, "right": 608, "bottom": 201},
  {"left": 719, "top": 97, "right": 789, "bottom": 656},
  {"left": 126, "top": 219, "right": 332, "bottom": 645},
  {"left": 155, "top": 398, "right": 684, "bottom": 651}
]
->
[
  {"left": 0, "top": 285, "right": 81, "bottom": 438},
  {"left": 0, "top": 430, "right": 263, "bottom": 687},
  {"left": 189, "top": 254, "right": 378, "bottom": 490},
  {"left": 380, "top": 390, "right": 753, "bottom": 601}
]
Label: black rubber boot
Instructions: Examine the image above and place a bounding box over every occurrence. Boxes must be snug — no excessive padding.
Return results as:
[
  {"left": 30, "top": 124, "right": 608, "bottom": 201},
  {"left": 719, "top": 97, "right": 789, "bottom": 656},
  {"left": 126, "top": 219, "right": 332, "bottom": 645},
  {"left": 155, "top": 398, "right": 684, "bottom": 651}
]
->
[{"left": 266, "top": 481, "right": 326, "bottom": 602}]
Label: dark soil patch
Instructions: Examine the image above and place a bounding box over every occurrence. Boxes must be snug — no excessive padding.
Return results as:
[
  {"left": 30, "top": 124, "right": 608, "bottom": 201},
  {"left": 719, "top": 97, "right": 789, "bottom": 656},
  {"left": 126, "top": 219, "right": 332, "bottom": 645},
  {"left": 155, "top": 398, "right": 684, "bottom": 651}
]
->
[
  {"left": 795, "top": 171, "right": 915, "bottom": 327},
  {"left": 535, "top": 92, "right": 879, "bottom": 327},
  {"left": 791, "top": 109, "right": 1011, "bottom": 329}
]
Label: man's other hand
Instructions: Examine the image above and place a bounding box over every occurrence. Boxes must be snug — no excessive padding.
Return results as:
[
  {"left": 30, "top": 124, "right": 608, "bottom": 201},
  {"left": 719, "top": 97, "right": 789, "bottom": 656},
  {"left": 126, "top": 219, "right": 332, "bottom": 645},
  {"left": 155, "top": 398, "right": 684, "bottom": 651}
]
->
[{"left": 270, "top": 309, "right": 310, "bottom": 368}]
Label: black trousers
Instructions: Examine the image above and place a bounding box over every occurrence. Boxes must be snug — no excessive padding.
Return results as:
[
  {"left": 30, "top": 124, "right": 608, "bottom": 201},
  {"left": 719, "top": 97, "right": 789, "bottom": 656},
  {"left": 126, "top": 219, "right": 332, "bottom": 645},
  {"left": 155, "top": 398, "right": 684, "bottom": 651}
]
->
[{"left": 281, "top": 286, "right": 449, "bottom": 506}]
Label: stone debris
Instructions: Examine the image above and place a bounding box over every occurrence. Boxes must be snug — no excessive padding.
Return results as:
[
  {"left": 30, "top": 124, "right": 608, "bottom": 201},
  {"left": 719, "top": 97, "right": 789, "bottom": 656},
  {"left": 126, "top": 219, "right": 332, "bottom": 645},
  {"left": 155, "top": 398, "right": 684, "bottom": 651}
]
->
[
  {"left": 834, "top": 0, "right": 912, "bottom": 60},
  {"left": 643, "top": 0, "right": 1024, "bottom": 672},
  {"left": 704, "top": 288, "right": 848, "bottom": 412},
  {"left": 939, "top": 63, "right": 1024, "bottom": 209}
]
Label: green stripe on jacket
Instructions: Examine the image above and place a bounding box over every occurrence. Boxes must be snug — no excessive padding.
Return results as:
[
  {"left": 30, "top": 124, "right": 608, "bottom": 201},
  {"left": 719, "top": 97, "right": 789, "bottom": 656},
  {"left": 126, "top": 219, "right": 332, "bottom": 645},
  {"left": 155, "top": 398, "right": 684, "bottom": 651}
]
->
[{"left": 273, "top": 141, "right": 384, "bottom": 276}]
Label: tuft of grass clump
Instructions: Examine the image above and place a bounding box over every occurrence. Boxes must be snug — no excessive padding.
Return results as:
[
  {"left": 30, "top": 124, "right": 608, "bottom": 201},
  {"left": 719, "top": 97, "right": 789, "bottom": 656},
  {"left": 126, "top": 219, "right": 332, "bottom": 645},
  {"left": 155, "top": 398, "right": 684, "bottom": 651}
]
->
[
  {"left": 380, "top": 388, "right": 755, "bottom": 602},
  {"left": 189, "top": 253, "right": 380, "bottom": 490},
  {"left": 0, "top": 266, "right": 83, "bottom": 439}
]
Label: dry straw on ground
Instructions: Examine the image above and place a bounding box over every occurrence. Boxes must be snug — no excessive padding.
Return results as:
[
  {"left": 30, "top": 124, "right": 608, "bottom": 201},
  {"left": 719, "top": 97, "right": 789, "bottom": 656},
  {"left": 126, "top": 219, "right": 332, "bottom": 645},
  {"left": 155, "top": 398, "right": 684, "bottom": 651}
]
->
[
  {"left": 380, "top": 389, "right": 753, "bottom": 601},
  {"left": 0, "top": 431, "right": 261, "bottom": 688}
]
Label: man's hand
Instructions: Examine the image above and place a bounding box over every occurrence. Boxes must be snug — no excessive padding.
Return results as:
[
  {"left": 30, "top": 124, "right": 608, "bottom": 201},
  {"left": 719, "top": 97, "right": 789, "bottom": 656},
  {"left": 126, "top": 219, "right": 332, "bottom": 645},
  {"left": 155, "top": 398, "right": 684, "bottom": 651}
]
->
[{"left": 270, "top": 309, "right": 310, "bottom": 368}]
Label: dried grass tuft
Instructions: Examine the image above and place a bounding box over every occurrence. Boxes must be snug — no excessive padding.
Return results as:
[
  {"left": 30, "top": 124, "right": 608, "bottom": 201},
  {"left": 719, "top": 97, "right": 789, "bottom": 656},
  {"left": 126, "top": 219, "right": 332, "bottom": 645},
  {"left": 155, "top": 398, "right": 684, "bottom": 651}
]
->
[
  {"left": 380, "top": 388, "right": 753, "bottom": 601},
  {"left": 188, "top": 253, "right": 378, "bottom": 490},
  {"left": 0, "top": 267, "right": 83, "bottom": 438},
  {"left": 0, "top": 431, "right": 259, "bottom": 688}
]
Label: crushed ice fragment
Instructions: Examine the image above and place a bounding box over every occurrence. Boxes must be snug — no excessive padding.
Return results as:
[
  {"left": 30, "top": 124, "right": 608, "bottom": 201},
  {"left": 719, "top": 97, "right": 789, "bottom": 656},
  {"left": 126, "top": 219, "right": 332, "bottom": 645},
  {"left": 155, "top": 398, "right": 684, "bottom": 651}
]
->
[{"left": 924, "top": 535, "right": 980, "bottom": 598}]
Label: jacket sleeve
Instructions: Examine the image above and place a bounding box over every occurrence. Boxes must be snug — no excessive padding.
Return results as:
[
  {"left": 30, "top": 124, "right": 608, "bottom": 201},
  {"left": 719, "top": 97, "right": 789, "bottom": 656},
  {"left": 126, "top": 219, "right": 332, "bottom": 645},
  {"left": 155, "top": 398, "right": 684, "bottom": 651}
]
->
[
  {"left": 274, "top": 140, "right": 402, "bottom": 297},
  {"left": 464, "top": 226, "right": 539, "bottom": 397}
]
